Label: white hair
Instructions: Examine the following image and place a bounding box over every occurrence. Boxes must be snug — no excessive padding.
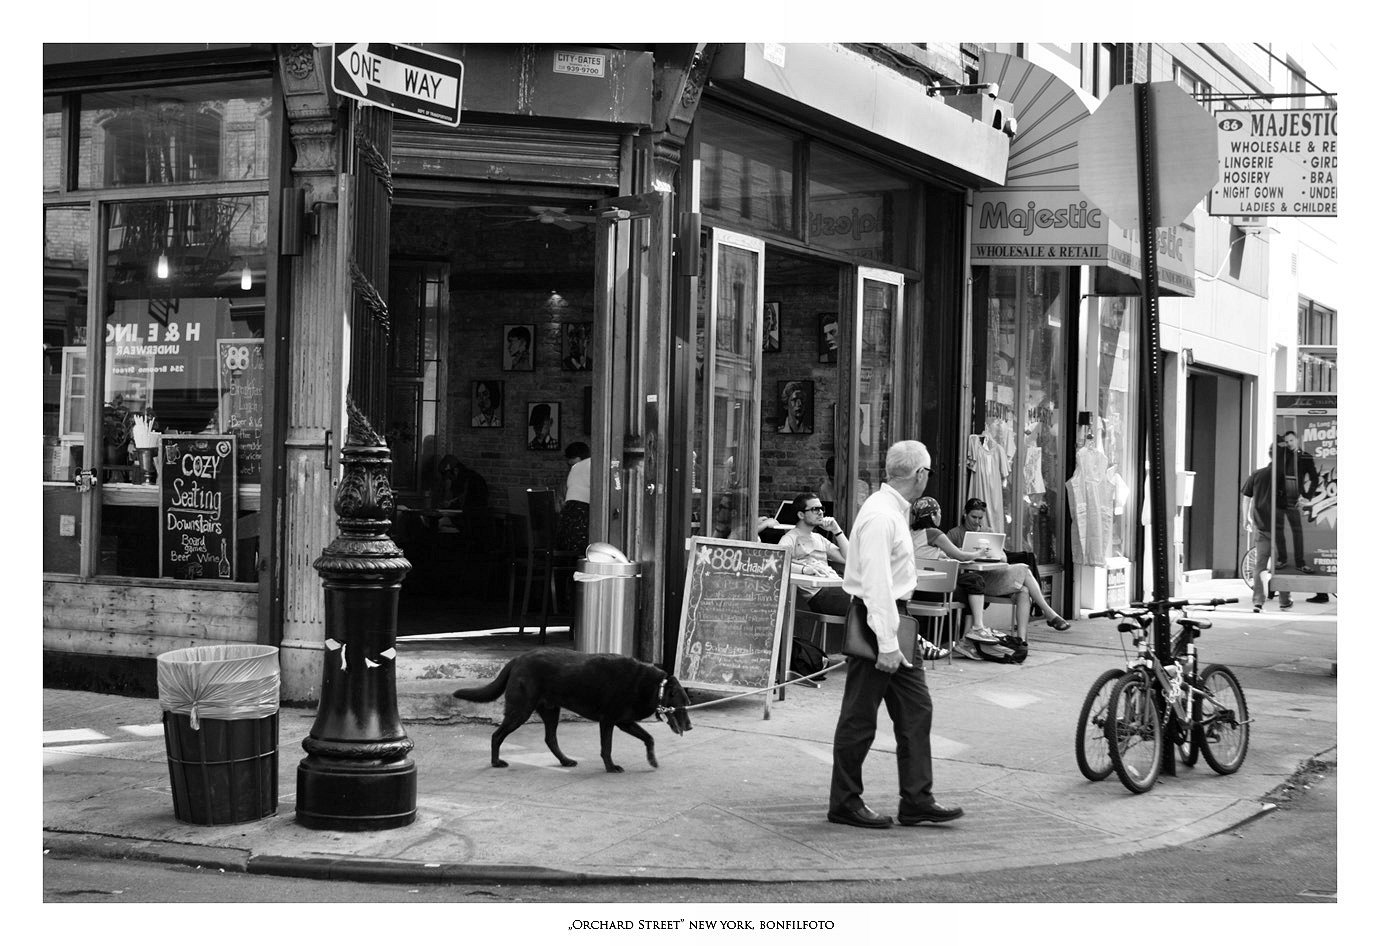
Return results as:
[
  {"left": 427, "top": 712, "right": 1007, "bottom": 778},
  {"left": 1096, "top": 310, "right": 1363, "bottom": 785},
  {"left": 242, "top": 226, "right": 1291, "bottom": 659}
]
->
[{"left": 885, "top": 440, "right": 930, "bottom": 480}]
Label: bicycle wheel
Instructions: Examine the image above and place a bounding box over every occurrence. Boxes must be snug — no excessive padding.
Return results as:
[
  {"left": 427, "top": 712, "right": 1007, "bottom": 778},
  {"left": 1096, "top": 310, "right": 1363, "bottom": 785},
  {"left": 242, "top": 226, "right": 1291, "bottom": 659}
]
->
[
  {"left": 1240, "top": 547, "right": 1256, "bottom": 590},
  {"left": 1196, "top": 663, "right": 1250, "bottom": 774},
  {"left": 1075, "top": 668, "right": 1124, "bottom": 781},
  {"left": 1106, "top": 670, "right": 1163, "bottom": 794}
]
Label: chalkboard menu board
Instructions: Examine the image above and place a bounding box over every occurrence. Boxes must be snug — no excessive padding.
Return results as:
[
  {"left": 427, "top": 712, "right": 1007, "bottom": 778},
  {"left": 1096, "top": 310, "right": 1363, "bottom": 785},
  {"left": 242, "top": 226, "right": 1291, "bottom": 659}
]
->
[
  {"left": 673, "top": 537, "right": 790, "bottom": 694},
  {"left": 159, "top": 434, "right": 237, "bottom": 581},
  {"left": 216, "top": 339, "right": 264, "bottom": 481}
]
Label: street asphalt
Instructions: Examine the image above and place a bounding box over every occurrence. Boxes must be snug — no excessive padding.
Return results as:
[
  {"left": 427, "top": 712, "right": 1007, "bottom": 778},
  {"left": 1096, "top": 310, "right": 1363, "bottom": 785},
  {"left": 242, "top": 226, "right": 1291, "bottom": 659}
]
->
[{"left": 42, "top": 580, "right": 1338, "bottom": 887}]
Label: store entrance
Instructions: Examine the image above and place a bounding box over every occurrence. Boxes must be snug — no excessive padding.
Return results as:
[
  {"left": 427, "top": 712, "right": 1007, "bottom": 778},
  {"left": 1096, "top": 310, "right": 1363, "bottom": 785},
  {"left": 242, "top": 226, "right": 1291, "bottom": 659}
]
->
[
  {"left": 1184, "top": 366, "right": 1246, "bottom": 577},
  {"left": 385, "top": 198, "right": 601, "bottom": 637}
]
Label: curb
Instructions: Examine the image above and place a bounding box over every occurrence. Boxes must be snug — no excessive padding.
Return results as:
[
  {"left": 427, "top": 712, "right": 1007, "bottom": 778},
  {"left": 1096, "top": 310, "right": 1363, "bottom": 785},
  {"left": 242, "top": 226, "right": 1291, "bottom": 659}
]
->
[{"left": 43, "top": 771, "right": 1298, "bottom": 888}]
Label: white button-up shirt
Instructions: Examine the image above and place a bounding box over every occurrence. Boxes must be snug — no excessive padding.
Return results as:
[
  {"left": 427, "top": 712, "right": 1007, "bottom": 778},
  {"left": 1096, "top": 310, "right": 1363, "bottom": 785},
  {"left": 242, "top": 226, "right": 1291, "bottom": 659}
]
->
[{"left": 841, "top": 483, "right": 917, "bottom": 654}]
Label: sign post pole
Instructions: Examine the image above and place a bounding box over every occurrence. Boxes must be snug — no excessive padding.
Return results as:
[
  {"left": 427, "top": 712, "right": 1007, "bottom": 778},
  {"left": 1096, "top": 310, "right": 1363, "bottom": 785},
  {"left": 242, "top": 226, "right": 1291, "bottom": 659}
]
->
[{"left": 1132, "top": 83, "right": 1177, "bottom": 777}]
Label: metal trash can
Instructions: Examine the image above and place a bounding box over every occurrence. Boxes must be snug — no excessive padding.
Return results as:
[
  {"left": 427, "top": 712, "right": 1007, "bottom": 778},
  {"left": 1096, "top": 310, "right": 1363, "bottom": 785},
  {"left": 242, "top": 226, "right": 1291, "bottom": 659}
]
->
[
  {"left": 573, "top": 543, "right": 639, "bottom": 654},
  {"left": 156, "top": 644, "right": 281, "bottom": 826}
]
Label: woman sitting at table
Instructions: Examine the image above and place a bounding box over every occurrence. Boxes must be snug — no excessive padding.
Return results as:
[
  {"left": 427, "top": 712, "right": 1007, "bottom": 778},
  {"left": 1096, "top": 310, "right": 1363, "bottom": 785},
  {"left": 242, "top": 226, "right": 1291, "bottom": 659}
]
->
[
  {"left": 777, "top": 492, "right": 851, "bottom": 615},
  {"left": 911, "top": 497, "right": 1069, "bottom": 659}
]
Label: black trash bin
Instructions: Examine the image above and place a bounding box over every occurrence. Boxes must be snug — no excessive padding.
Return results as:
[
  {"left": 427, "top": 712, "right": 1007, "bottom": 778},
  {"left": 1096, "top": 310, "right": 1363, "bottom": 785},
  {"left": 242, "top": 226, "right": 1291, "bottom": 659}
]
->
[{"left": 156, "top": 644, "right": 281, "bottom": 826}]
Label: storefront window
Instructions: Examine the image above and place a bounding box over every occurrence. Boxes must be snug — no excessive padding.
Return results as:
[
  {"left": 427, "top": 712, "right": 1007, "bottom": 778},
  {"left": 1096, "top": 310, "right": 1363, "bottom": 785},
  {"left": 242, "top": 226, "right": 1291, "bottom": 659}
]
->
[
  {"left": 855, "top": 272, "right": 900, "bottom": 515},
  {"left": 95, "top": 195, "right": 267, "bottom": 580},
  {"left": 699, "top": 107, "right": 797, "bottom": 239},
  {"left": 75, "top": 79, "right": 272, "bottom": 189},
  {"left": 1020, "top": 268, "right": 1067, "bottom": 565},
  {"left": 970, "top": 266, "right": 1069, "bottom": 568},
  {"left": 705, "top": 240, "right": 763, "bottom": 542},
  {"left": 44, "top": 96, "right": 61, "bottom": 193},
  {"left": 43, "top": 207, "right": 91, "bottom": 573},
  {"left": 808, "top": 144, "right": 913, "bottom": 267},
  {"left": 1092, "top": 298, "right": 1139, "bottom": 559}
]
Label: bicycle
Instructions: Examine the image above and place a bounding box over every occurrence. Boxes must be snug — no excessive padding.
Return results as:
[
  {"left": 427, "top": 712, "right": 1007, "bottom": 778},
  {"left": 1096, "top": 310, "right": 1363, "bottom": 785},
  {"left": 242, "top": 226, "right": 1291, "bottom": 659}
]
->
[{"left": 1085, "top": 597, "right": 1250, "bottom": 794}]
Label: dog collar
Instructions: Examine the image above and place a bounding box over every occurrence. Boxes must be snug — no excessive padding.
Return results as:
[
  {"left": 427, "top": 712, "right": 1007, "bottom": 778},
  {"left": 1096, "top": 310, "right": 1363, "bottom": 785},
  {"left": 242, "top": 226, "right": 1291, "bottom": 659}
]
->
[{"left": 655, "top": 677, "right": 672, "bottom": 721}]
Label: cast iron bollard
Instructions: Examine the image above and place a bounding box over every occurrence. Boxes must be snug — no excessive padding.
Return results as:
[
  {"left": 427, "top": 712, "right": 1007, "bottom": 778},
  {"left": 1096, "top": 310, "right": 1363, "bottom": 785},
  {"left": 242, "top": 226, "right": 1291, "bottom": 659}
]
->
[{"left": 296, "top": 400, "right": 416, "bottom": 830}]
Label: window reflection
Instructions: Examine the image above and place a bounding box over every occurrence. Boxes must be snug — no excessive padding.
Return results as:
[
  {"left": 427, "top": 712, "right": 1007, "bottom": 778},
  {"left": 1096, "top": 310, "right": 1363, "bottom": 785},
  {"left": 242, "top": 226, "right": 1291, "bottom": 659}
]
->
[
  {"left": 855, "top": 277, "right": 896, "bottom": 518},
  {"left": 699, "top": 108, "right": 796, "bottom": 238},
  {"left": 95, "top": 196, "right": 267, "bottom": 579},
  {"left": 808, "top": 144, "right": 913, "bottom": 266},
  {"left": 43, "top": 207, "right": 91, "bottom": 573},
  {"left": 971, "top": 266, "right": 1068, "bottom": 567},
  {"left": 708, "top": 244, "right": 761, "bottom": 541},
  {"left": 76, "top": 79, "right": 271, "bottom": 189}
]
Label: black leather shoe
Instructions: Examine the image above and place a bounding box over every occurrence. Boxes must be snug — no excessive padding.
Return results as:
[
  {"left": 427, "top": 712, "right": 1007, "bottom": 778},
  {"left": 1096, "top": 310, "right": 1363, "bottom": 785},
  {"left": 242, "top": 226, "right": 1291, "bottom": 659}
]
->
[
  {"left": 827, "top": 803, "right": 893, "bottom": 829},
  {"left": 897, "top": 802, "right": 965, "bottom": 825}
]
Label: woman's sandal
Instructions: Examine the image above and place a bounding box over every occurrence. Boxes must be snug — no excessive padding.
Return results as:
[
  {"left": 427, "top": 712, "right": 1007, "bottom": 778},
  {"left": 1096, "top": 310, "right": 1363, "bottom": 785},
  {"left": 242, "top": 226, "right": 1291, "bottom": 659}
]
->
[
  {"left": 1046, "top": 616, "right": 1071, "bottom": 631},
  {"left": 917, "top": 638, "right": 949, "bottom": 660}
]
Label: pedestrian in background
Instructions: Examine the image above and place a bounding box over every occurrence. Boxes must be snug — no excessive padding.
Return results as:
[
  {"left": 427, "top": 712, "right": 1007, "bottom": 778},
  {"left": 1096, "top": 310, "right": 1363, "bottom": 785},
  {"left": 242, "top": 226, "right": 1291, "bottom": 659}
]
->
[{"left": 1242, "top": 444, "right": 1294, "bottom": 612}]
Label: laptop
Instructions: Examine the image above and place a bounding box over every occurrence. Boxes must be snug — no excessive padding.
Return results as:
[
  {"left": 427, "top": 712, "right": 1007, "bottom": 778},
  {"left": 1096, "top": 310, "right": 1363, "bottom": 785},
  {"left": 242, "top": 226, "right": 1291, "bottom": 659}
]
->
[{"left": 961, "top": 531, "right": 1007, "bottom": 562}]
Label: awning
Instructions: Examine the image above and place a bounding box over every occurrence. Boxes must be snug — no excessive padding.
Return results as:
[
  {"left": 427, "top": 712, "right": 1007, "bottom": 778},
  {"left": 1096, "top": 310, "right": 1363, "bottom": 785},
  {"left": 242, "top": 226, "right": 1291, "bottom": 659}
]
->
[
  {"left": 709, "top": 44, "right": 1012, "bottom": 188},
  {"left": 970, "top": 52, "right": 1196, "bottom": 297}
]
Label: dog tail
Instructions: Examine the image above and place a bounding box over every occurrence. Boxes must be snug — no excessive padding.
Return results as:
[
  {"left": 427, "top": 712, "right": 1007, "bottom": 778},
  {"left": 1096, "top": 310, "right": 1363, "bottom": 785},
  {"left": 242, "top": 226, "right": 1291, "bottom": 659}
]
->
[{"left": 451, "top": 660, "right": 513, "bottom": 703}]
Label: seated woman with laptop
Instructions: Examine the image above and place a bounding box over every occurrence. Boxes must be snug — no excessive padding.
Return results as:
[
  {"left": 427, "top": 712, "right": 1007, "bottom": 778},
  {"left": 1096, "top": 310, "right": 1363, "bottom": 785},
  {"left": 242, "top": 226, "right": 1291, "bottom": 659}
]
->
[{"left": 910, "top": 497, "right": 1069, "bottom": 660}]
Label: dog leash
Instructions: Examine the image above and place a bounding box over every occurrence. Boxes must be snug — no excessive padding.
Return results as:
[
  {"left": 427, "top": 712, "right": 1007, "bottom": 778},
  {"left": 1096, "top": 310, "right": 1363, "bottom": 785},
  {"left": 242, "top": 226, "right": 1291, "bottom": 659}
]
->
[
  {"left": 683, "top": 650, "right": 953, "bottom": 712},
  {"left": 684, "top": 663, "right": 838, "bottom": 711}
]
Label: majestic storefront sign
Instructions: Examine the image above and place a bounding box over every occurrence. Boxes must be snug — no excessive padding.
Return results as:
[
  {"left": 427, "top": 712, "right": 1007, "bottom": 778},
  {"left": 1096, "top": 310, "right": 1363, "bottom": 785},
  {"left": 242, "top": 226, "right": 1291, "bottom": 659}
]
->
[
  {"left": 971, "top": 191, "right": 1106, "bottom": 262},
  {"left": 970, "top": 189, "right": 1197, "bottom": 296},
  {"left": 1209, "top": 109, "right": 1337, "bottom": 217},
  {"left": 969, "top": 54, "right": 1196, "bottom": 296}
]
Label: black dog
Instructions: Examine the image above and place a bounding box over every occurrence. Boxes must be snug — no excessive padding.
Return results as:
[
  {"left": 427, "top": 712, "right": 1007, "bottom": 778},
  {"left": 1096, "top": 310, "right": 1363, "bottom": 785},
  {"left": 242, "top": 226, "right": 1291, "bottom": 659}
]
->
[{"left": 451, "top": 650, "right": 692, "bottom": 773}]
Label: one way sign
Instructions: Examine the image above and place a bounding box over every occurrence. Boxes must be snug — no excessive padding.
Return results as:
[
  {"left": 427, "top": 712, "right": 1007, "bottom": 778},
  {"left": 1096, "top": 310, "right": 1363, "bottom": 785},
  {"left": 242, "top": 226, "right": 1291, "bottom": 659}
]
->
[{"left": 332, "top": 43, "right": 463, "bottom": 127}]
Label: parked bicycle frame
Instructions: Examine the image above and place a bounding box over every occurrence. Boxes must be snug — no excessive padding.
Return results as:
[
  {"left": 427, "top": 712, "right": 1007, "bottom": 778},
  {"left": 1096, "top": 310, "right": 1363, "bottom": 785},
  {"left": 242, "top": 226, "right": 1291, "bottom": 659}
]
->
[{"left": 1082, "top": 597, "right": 1250, "bottom": 794}]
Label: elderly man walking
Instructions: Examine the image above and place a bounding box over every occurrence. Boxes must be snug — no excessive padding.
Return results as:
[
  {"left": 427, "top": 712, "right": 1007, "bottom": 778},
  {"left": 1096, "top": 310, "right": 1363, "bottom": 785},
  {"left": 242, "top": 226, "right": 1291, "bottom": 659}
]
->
[{"left": 826, "top": 440, "right": 964, "bottom": 829}]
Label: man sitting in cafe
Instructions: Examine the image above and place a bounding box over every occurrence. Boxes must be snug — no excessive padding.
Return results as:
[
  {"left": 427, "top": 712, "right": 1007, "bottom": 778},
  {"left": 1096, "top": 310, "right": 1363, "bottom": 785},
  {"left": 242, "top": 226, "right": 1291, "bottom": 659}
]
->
[{"left": 778, "top": 492, "right": 851, "bottom": 616}]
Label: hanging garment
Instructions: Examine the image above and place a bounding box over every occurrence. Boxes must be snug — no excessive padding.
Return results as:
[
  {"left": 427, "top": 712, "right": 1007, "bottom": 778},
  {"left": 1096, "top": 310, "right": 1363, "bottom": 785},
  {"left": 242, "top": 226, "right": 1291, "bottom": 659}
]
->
[
  {"left": 1066, "top": 446, "right": 1115, "bottom": 566},
  {"left": 967, "top": 433, "right": 1008, "bottom": 530}
]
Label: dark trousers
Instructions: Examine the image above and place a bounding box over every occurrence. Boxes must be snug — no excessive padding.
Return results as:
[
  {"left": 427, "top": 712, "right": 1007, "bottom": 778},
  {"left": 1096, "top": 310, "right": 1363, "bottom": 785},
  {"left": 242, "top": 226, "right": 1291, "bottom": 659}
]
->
[
  {"left": 1275, "top": 505, "right": 1306, "bottom": 568},
  {"left": 829, "top": 650, "right": 935, "bottom": 813}
]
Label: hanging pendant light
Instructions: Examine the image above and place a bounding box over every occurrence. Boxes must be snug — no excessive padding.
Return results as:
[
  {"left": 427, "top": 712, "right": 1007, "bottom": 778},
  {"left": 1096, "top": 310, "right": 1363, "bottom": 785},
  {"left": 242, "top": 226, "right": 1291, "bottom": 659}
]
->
[
  {"left": 240, "top": 262, "right": 253, "bottom": 291},
  {"left": 156, "top": 252, "right": 169, "bottom": 279}
]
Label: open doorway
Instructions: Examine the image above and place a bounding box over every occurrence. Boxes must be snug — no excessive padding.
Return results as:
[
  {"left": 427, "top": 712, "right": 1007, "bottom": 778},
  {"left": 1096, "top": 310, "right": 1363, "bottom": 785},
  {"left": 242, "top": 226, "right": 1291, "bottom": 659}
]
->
[
  {"left": 385, "top": 199, "right": 599, "bottom": 637},
  {"left": 1184, "top": 366, "right": 1246, "bottom": 576}
]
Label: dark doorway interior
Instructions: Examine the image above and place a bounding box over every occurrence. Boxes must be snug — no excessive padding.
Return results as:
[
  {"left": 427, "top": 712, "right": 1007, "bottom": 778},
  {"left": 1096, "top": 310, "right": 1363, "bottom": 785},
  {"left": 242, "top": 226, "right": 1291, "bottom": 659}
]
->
[
  {"left": 1184, "top": 367, "right": 1246, "bottom": 576},
  {"left": 386, "top": 200, "right": 597, "bottom": 636}
]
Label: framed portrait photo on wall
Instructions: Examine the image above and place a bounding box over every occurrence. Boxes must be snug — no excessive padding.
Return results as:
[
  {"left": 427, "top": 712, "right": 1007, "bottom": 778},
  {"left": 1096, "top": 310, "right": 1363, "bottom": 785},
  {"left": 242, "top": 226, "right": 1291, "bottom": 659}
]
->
[
  {"left": 527, "top": 401, "right": 560, "bottom": 451},
  {"left": 763, "top": 302, "right": 781, "bottom": 352},
  {"left": 562, "top": 322, "right": 593, "bottom": 370},
  {"left": 818, "top": 313, "right": 839, "bottom": 364},
  {"left": 471, "top": 380, "right": 503, "bottom": 427},
  {"left": 775, "top": 379, "right": 814, "bottom": 434},
  {"left": 503, "top": 324, "right": 534, "bottom": 371}
]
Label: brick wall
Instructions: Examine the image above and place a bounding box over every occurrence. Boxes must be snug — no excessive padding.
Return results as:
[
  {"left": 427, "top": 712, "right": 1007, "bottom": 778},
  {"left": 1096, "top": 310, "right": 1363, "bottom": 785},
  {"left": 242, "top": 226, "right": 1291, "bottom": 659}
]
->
[{"left": 392, "top": 206, "right": 596, "bottom": 514}]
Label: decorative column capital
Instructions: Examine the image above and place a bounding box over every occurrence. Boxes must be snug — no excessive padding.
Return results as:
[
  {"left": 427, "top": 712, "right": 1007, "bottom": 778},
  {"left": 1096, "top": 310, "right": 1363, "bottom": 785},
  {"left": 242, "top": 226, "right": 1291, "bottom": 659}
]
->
[{"left": 312, "top": 400, "right": 410, "bottom": 581}]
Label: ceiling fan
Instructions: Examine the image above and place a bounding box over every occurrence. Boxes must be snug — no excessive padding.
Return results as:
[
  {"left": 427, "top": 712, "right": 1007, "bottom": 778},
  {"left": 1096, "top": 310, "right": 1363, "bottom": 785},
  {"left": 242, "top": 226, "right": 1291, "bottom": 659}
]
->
[{"left": 488, "top": 205, "right": 596, "bottom": 230}]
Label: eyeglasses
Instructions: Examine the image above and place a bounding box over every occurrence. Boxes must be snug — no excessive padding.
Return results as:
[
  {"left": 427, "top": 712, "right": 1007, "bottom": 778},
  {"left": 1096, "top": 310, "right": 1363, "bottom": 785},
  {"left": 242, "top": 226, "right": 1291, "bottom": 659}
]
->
[{"left": 804, "top": 505, "right": 825, "bottom": 513}]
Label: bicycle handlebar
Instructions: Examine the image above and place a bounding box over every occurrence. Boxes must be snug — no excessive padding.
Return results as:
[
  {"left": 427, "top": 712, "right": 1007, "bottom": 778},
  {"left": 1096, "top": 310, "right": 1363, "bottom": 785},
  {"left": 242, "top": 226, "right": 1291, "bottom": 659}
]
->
[{"left": 1089, "top": 597, "right": 1237, "bottom": 620}]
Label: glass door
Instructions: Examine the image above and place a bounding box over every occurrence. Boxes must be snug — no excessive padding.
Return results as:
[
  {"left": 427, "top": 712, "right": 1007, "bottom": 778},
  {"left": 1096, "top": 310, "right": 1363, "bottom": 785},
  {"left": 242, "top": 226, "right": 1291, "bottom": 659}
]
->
[
  {"left": 850, "top": 267, "right": 904, "bottom": 519},
  {"left": 694, "top": 229, "right": 765, "bottom": 542}
]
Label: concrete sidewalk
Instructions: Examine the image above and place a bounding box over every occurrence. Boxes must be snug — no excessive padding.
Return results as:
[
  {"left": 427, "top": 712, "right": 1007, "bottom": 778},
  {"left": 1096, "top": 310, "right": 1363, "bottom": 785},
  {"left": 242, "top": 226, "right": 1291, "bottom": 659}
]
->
[{"left": 42, "top": 587, "right": 1338, "bottom": 885}]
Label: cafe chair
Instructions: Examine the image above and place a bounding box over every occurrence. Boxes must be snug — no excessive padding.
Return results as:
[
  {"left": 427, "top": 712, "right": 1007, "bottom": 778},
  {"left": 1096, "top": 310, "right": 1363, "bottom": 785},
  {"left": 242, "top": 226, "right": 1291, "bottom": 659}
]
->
[
  {"left": 519, "top": 488, "right": 580, "bottom": 642},
  {"left": 795, "top": 599, "right": 848, "bottom": 656},
  {"left": 905, "top": 559, "right": 964, "bottom": 665}
]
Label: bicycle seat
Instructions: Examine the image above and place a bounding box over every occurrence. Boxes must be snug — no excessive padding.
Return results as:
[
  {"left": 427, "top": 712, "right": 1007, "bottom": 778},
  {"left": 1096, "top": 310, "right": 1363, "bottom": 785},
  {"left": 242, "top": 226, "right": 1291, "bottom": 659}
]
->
[{"left": 1177, "top": 618, "right": 1212, "bottom": 630}]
